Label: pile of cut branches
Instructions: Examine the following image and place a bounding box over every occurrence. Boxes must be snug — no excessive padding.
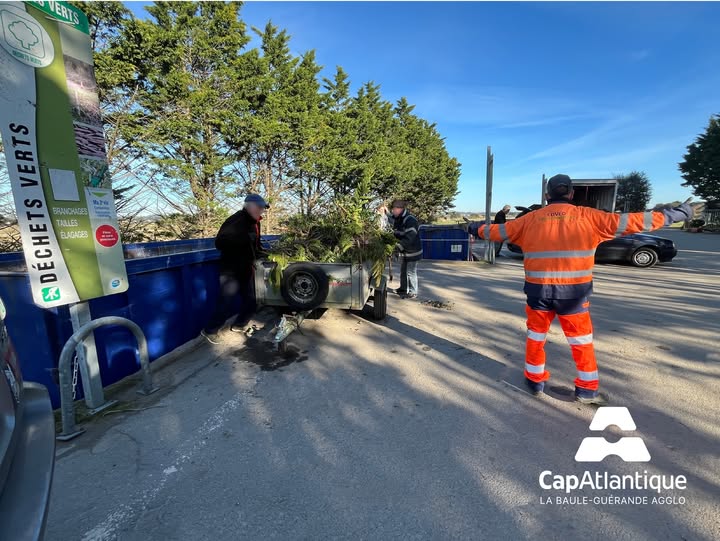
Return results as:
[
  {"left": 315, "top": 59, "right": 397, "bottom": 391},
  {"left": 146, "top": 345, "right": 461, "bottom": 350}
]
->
[{"left": 267, "top": 202, "right": 396, "bottom": 288}]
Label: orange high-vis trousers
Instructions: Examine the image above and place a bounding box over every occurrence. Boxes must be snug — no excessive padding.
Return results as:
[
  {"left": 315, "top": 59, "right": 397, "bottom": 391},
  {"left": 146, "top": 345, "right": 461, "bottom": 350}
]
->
[{"left": 525, "top": 296, "right": 598, "bottom": 391}]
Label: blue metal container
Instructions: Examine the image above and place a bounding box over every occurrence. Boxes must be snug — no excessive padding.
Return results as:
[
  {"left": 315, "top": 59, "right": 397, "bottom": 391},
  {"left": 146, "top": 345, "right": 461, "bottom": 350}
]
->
[
  {"left": 419, "top": 225, "right": 471, "bottom": 261},
  {"left": 0, "top": 236, "right": 280, "bottom": 409}
]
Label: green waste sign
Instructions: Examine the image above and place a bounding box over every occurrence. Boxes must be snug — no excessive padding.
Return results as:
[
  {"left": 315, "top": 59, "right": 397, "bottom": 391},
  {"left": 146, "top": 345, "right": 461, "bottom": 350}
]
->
[{"left": 0, "top": 1, "right": 128, "bottom": 308}]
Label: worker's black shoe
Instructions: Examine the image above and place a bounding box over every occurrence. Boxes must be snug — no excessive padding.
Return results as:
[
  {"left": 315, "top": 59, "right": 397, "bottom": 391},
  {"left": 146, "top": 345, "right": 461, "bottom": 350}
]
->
[
  {"left": 393, "top": 288, "right": 407, "bottom": 295},
  {"left": 575, "top": 388, "right": 609, "bottom": 405},
  {"left": 525, "top": 378, "right": 544, "bottom": 396},
  {"left": 400, "top": 293, "right": 417, "bottom": 300}
]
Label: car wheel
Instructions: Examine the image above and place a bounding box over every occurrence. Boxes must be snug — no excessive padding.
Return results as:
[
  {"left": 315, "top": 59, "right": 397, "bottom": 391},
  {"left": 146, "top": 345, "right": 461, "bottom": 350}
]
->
[
  {"left": 280, "top": 263, "right": 329, "bottom": 310},
  {"left": 631, "top": 247, "right": 658, "bottom": 268}
]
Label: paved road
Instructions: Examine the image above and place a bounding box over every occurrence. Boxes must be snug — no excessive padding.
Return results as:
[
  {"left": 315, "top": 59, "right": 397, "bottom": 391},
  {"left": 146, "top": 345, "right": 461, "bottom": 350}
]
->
[{"left": 47, "top": 229, "right": 720, "bottom": 541}]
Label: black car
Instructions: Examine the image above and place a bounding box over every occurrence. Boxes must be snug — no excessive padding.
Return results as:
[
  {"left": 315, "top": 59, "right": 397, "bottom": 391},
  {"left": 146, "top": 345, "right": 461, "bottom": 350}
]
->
[{"left": 0, "top": 296, "right": 56, "bottom": 540}]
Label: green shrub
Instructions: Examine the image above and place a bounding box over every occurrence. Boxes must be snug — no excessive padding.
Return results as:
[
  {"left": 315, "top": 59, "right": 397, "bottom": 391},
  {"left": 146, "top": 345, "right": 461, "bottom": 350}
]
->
[{"left": 268, "top": 206, "right": 396, "bottom": 288}]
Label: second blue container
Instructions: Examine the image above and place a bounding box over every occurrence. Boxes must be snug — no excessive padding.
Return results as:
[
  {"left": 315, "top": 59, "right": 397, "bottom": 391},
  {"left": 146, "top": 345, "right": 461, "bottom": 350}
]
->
[{"left": 419, "top": 225, "right": 471, "bottom": 261}]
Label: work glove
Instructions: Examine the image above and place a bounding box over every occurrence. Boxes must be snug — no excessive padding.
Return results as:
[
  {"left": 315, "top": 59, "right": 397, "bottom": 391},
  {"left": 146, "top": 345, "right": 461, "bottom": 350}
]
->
[
  {"left": 677, "top": 198, "right": 705, "bottom": 220},
  {"left": 661, "top": 198, "right": 705, "bottom": 224}
]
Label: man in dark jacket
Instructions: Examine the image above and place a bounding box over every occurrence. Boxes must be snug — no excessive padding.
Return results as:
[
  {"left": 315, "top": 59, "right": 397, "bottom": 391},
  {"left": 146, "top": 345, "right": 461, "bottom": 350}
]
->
[
  {"left": 201, "top": 194, "right": 269, "bottom": 344},
  {"left": 391, "top": 200, "right": 422, "bottom": 299},
  {"left": 493, "top": 204, "right": 512, "bottom": 256}
]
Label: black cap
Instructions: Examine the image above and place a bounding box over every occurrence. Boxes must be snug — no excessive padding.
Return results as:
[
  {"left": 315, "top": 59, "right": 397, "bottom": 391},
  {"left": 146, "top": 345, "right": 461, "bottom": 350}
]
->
[
  {"left": 391, "top": 199, "right": 407, "bottom": 209},
  {"left": 244, "top": 193, "right": 270, "bottom": 208},
  {"left": 546, "top": 174, "right": 573, "bottom": 197}
]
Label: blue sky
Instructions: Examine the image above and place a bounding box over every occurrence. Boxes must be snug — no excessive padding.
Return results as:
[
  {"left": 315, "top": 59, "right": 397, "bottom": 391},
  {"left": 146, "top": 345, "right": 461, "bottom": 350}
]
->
[{"left": 124, "top": 1, "right": 720, "bottom": 211}]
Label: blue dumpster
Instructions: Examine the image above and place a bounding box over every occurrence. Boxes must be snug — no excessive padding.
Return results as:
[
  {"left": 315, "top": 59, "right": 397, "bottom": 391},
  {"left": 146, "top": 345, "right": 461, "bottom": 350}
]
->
[
  {"left": 0, "top": 236, "right": 280, "bottom": 409},
  {"left": 419, "top": 225, "right": 471, "bottom": 261}
]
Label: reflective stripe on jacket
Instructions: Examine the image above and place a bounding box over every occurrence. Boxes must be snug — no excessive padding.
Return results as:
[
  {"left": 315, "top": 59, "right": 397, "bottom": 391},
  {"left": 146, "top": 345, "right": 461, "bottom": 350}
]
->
[
  {"left": 478, "top": 202, "right": 667, "bottom": 298},
  {"left": 393, "top": 210, "right": 423, "bottom": 261}
]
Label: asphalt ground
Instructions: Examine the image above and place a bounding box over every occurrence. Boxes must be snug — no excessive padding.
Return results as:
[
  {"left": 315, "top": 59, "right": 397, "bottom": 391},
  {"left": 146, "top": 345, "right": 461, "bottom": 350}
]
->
[{"left": 47, "top": 228, "right": 720, "bottom": 541}]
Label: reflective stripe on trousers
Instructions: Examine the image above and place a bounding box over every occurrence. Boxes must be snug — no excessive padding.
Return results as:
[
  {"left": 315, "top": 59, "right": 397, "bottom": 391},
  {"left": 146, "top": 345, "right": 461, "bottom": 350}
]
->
[
  {"left": 577, "top": 369, "right": 599, "bottom": 381},
  {"left": 527, "top": 330, "right": 547, "bottom": 342},
  {"left": 525, "top": 301, "right": 599, "bottom": 390},
  {"left": 525, "top": 307, "right": 553, "bottom": 383},
  {"left": 567, "top": 333, "right": 593, "bottom": 345},
  {"left": 525, "top": 362, "right": 545, "bottom": 375}
]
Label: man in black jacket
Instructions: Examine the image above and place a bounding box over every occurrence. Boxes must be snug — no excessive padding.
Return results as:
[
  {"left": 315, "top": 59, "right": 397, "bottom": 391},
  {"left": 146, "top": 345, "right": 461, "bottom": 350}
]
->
[
  {"left": 493, "top": 204, "right": 511, "bottom": 256},
  {"left": 201, "top": 194, "right": 269, "bottom": 344},
  {"left": 391, "top": 200, "right": 422, "bottom": 299}
]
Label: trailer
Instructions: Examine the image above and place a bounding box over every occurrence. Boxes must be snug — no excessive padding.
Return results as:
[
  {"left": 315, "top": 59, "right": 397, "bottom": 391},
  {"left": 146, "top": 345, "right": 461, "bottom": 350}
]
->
[
  {"left": 541, "top": 176, "right": 619, "bottom": 211},
  {"left": 254, "top": 260, "right": 388, "bottom": 351}
]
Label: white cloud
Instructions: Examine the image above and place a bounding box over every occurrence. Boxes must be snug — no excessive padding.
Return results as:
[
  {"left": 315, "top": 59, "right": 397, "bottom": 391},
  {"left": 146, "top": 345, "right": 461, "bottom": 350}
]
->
[
  {"left": 497, "top": 114, "right": 602, "bottom": 129},
  {"left": 519, "top": 87, "right": 702, "bottom": 165},
  {"left": 532, "top": 139, "right": 688, "bottom": 178},
  {"left": 525, "top": 113, "right": 634, "bottom": 161},
  {"left": 407, "top": 85, "right": 606, "bottom": 129}
]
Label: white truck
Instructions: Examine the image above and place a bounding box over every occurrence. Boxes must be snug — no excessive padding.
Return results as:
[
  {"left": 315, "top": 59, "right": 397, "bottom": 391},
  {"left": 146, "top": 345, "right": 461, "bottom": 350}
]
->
[{"left": 541, "top": 175, "right": 619, "bottom": 211}]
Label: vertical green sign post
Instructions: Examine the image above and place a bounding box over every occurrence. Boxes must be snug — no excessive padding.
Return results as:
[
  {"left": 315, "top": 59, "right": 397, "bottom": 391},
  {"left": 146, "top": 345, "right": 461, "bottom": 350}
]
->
[{"left": 0, "top": 1, "right": 128, "bottom": 414}]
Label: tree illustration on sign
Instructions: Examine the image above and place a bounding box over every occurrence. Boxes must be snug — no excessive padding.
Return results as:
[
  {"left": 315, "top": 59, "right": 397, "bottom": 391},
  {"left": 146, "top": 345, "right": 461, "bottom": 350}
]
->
[{"left": 8, "top": 20, "right": 38, "bottom": 51}]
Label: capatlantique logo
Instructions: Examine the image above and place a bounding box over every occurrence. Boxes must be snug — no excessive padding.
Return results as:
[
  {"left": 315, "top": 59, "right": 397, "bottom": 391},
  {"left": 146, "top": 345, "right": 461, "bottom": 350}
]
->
[{"left": 538, "top": 407, "right": 688, "bottom": 506}]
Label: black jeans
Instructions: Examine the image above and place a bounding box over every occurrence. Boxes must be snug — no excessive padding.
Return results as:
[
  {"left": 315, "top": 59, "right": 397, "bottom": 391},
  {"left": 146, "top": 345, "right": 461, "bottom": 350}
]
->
[{"left": 204, "top": 271, "right": 256, "bottom": 334}]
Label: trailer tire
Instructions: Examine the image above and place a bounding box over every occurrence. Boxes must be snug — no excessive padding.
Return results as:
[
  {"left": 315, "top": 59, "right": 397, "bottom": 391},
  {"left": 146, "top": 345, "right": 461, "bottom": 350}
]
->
[
  {"left": 280, "top": 263, "right": 329, "bottom": 311},
  {"left": 372, "top": 278, "right": 388, "bottom": 320}
]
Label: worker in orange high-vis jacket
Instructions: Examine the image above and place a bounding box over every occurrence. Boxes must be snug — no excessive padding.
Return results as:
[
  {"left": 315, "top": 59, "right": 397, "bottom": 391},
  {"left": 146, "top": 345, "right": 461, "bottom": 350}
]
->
[{"left": 467, "top": 174, "right": 704, "bottom": 404}]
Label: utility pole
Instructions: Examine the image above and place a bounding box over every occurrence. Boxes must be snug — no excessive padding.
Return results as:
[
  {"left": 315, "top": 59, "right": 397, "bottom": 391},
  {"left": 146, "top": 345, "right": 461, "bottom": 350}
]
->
[{"left": 485, "top": 146, "right": 495, "bottom": 264}]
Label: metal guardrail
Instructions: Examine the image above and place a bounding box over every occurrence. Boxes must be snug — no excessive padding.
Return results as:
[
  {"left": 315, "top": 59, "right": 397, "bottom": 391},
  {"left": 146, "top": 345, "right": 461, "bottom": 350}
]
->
[
  {"left": 702, "top": 210, "right": 720, "bottom": 224},
  {"left": 57, "top": 317, "right": 157, "bottom": 441}
]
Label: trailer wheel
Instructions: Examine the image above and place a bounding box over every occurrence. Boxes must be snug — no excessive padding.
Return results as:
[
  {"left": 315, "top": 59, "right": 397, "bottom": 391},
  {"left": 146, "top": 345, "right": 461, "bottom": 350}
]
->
[
  {"left": 280, "top": 263, "right": 329, "bottom": 311},
  {"left": 372, "top": 278, "right": 388, "bottom": 320}
]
